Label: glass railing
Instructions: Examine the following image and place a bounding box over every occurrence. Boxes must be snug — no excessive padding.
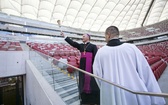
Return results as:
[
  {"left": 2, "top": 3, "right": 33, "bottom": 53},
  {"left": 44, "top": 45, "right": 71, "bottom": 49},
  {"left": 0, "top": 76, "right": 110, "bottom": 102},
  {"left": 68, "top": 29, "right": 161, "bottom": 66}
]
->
[
  {"left": 29, "top": 49, "right": 80, "bottom": 105},
  {"left": 29, "top": 48, "right": 168, "bottom": 105}
]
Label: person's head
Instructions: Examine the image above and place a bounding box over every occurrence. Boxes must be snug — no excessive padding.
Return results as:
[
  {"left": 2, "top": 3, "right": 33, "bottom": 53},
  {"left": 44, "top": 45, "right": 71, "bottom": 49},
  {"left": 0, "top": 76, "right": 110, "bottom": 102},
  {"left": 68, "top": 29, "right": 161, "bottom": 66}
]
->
[
  {"left": 82, "top": 34, "right": 91, "bottom": 43},
  {"left": 105, "top": 26, "right": 119, "bottom": 42}
]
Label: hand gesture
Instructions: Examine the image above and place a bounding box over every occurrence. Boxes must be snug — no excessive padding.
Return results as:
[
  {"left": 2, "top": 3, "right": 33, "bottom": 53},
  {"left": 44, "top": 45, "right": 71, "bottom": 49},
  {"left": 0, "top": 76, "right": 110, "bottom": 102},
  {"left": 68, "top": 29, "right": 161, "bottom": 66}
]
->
[{"left": 60, "top": 32, "right": 65, "bottom": 37}]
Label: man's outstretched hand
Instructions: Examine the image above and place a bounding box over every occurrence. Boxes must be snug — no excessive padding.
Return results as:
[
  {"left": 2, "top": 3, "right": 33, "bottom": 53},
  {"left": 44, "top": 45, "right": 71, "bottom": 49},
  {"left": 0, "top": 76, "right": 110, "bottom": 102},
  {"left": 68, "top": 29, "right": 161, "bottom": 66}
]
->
[{"left": 60, "top": 32, "right": 65, "bottom": 37}]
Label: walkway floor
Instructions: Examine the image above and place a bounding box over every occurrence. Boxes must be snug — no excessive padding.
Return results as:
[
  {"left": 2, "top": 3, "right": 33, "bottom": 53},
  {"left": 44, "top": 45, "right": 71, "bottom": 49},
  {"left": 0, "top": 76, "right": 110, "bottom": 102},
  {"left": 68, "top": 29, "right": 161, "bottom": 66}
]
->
[
  {"left": 20, "top": 43, "right": 30, "bottom": 51},
  {"left": 158, "top": 66, "right": 168, "bottom": 105}
]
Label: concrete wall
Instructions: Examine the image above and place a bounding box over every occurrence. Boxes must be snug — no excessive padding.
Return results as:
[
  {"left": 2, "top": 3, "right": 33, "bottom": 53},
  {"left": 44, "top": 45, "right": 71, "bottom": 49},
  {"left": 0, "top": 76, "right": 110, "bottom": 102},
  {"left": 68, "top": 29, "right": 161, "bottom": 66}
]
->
[
  {"left": 25, "top": 60, "right": 66, "bottom": 105},
  {"left": 0, "top": 51, "right": 29, "bottom": 77}
]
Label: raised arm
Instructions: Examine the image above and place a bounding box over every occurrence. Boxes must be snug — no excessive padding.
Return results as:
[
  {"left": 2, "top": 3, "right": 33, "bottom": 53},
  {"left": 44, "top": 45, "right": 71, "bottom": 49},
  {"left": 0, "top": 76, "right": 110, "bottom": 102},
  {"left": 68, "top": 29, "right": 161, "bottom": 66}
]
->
[{"left": 61, "top": 32, "right": 80, "bottom": 50}]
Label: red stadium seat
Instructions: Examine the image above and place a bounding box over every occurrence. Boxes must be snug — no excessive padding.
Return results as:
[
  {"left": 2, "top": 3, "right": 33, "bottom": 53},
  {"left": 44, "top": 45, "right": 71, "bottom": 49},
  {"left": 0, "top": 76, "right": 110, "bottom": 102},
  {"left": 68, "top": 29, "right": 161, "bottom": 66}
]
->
[
  {"left": 0, "top": 47, "right": 8, "bottom": 51},
  {"left": 154, "top": 62, "right": 167, "bottom": 80},
  {"left": 151, "top": 60, "right": 164, "bottom": 72},
  {"left": 67, "top": 61, "right": 79, "bottom": 73},
  {"left": 54, "top": 56, "right": 61, "bottom": 60},
  {"left": 147, "top": 57, "right": 161, "bottom": 65},
  {"left": 68, "top": 56, "right": 76, "bottom": 62}
]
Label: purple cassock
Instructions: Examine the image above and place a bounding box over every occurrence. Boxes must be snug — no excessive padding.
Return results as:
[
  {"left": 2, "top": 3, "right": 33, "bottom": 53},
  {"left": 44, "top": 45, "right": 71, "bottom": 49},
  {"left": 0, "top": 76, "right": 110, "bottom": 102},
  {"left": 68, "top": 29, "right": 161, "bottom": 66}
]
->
[
  {"left": 81, "top": 52, "right": 93, "bottom": 93},
  {"left": 65, "top": 37, "right": 100, "bottom": 105}
]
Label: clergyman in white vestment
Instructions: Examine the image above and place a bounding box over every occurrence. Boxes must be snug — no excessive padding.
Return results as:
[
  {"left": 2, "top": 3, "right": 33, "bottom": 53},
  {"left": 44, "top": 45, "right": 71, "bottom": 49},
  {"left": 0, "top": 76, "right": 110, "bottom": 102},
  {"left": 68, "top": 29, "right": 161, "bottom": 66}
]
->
[{"left": 93, "top": 26, "right": 166, "bottom": 105}]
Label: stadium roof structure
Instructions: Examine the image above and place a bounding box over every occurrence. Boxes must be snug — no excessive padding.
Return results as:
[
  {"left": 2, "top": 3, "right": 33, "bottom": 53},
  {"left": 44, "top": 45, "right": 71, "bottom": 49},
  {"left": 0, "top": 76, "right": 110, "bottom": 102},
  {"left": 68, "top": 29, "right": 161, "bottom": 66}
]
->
[{"left": 0, "top": 0, "right": 168, "bottom": 32}]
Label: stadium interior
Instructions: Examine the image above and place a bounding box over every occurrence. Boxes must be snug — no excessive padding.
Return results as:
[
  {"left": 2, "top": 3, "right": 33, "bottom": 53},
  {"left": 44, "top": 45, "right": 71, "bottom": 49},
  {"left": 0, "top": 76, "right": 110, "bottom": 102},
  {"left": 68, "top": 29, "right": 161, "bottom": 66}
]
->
[{"left": 0, "top": 0, "right": 168, "bottom": 105}]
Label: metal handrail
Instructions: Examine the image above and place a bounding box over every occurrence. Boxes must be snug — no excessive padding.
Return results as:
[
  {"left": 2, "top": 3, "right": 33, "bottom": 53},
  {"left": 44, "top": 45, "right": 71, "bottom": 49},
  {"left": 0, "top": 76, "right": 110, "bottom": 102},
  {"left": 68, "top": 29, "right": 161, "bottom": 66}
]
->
[{"left": 30, "top": 48, "right": 168, "bottom": 98}]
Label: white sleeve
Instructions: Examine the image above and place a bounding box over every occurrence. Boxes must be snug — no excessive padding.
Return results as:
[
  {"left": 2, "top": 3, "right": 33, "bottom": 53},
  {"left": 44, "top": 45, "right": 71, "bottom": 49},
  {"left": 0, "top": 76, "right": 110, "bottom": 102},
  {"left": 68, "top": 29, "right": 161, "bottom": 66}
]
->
[
  {"left": 134, "top": 46, "right": 166, "bottom": 104},
  {"left": 64, "top": 36, "right": 67, "bottom": 39},
  {"left": 93, "top": 50, "right": 103, "bottom": 88}
]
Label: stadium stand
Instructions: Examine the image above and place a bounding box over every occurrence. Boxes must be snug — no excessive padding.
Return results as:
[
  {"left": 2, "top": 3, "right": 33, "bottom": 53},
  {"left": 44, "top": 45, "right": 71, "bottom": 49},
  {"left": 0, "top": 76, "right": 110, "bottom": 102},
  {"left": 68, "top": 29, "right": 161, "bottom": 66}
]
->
[
  {"left": 121, "top": 19, "right": 168, "bottom": 38},
  {"left": 0, "top": 41, "right": 22, "bottom": 51},
  {"left": 1, "top": 1, "right": 168, "bottom": 105},
  {"left": 27, "top": 40, "right": 168, "bottom": 80},
  {"left": 27, "top": 42, "right": 80, "bottom": 73},
  {"left": 137, "top": 40, "right": 168, "bottom": 80}
]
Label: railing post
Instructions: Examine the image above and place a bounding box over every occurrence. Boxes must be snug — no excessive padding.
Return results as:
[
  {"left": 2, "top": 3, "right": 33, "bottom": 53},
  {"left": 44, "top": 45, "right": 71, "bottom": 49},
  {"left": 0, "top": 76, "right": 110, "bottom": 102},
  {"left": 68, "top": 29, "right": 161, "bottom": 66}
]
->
[{"left": 52, "top": 70, "right": 56, "bottom": 91}]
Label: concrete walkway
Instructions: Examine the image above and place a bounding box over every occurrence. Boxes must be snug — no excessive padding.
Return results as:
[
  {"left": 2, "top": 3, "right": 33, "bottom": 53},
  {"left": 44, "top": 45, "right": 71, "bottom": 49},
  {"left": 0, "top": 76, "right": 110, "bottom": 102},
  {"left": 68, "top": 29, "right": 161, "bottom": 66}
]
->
[
  {"left": 20, "top": 43, "right": 30, "bottom": 51},
  {"left": 158, "top": 66, "right": 168, "bottom": 105}
]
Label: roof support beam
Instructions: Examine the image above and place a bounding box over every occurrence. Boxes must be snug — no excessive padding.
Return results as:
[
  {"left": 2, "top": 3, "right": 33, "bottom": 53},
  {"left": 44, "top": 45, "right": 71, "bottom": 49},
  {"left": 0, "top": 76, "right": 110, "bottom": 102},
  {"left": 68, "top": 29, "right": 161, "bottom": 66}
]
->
[{"left": 141, "top": 0, "right": 155, "bottom": 27}]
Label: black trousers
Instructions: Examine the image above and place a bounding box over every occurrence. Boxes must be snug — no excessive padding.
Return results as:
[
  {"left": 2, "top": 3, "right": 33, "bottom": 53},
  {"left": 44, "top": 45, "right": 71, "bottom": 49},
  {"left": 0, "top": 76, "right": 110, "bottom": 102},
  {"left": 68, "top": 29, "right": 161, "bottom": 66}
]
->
[{"left": 80, "top": 92, "right": 100, "bottom": 105}]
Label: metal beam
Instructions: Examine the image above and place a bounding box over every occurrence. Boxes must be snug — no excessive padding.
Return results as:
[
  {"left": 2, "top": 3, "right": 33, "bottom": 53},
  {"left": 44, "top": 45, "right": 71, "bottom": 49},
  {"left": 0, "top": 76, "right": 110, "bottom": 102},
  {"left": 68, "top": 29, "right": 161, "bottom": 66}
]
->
[{"left": 141, "top": 0, "right": 155, "bottom": 27}]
